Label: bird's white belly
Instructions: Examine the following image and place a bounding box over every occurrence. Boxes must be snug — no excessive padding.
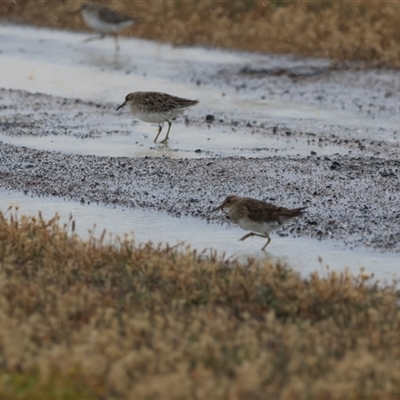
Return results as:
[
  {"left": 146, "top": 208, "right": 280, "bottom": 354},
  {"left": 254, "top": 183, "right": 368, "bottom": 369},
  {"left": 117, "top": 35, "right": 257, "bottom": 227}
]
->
[
  {"left": 82, "top": 12, "right": 133, "bottom": 33},
  {"left": 236, "top": 218, "right": 280, "bottom": 234},
  {"left": 131, "top": 110, "right": 183, "bottom": 123}
]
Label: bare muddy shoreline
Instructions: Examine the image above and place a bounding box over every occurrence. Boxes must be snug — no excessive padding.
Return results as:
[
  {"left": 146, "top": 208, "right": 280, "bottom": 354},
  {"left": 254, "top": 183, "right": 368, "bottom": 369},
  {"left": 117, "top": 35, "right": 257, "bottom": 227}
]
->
[
  {"left": 0, "top": 97, "right": 399, "bottom": 250},
  {"left": 1, "top": 25, "right": 399, "bottom": 253}
]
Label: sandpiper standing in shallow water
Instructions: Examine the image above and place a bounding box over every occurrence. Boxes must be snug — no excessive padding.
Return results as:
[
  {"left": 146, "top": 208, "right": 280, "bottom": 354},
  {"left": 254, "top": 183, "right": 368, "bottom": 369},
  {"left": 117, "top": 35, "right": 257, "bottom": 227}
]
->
[
  {"left": 116, "top": 92, "right": 199, "bottom": 143},
  {"left": 214, "top": 195, "right": 307, "bottom": 250},
  {"left": 78, "top": 2, "right": 140, "bottom": 51}
]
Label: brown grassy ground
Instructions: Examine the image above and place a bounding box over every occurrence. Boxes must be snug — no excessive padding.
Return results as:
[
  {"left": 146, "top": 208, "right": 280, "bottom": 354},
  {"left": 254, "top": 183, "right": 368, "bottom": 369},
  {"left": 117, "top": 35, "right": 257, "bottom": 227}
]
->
[
  {"left": 2, "top": 0, "right": 400, "bottom": 66},
  {"left": 0, "top": 208, "right": 400, "bottom": 399}
]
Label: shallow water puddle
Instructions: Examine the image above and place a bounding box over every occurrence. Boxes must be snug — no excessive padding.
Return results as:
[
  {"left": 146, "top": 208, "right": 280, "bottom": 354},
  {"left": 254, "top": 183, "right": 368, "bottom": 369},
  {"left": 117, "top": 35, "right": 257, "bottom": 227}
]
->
[
  {"left": 1, "top": 189, "right": 398, "bottom": 285},
  {"left": 0, "top": 127, "right": 349, "bottom": 158}
]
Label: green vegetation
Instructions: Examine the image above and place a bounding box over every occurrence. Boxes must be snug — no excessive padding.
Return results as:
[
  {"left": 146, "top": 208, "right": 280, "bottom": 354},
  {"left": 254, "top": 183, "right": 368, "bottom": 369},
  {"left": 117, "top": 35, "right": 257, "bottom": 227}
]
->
[
  {"left": 0, "top": 371, "right": 97, "bottom": 400},
  {"left": 0, "top": 209, "right": 399, "bottom": 399}
]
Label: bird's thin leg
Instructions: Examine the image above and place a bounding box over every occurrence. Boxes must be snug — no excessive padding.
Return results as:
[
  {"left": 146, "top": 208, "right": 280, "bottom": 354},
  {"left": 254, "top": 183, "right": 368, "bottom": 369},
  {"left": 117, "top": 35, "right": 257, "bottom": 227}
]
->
[
  {"left": 239, "top": 232, "right": 267, "bottom": 242},
  {"left": 161, "top": 120, "right": 172, "bottom": 143},
  {"left": 114, "top": 35, "right": 120, "bottom": 52},
  {"left": 239, "top": 232, "right": 255, "bottom": 242},
  {"left": 82, "top": 34, "right": 105, "bottom": 43},
  {"left": 261, "top": 235, "right": 272, "bottom": 251},
  {"left": 154, "top": 124, "right": 163, "bottom": 143}
]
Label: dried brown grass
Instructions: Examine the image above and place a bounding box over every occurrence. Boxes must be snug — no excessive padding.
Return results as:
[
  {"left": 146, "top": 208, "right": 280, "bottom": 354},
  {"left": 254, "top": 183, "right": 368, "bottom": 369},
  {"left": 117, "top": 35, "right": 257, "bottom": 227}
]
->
[
  {"left": 2, "top": 0, "right": 400, "bottom": 66},
  {"left": 0, "top": 208, "right": 399, "bottom": 399}
]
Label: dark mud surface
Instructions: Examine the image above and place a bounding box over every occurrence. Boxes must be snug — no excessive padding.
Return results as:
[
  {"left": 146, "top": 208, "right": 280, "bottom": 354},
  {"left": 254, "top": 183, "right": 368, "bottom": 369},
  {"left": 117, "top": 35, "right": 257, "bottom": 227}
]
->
[{"left": 0, "top": 131, "right": 399, "bottom": 250}]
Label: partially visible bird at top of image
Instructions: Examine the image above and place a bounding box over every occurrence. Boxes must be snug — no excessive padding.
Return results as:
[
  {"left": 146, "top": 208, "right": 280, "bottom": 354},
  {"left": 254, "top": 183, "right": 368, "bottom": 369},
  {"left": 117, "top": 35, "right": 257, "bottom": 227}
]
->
[
  {"left": 116, "top": 91, "right": 199, "bottom": 144},
  {"left": 77, "top": 2, "right": 140, "bottom": 52},
  {"left": 213, "top": 195, "right": 307, "bottom": 251}
]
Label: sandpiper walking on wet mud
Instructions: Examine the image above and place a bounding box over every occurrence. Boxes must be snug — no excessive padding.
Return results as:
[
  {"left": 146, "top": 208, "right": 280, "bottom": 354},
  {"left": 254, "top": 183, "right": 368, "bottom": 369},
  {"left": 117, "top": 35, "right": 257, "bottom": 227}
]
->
[
  {"left": 116, "top": 91, "right": 199, "bottom": 143},
  {"left": 213, "top": 195, "right": 306, "bottom": 250},
  {"left": 78, "top": 2, "right": 140, "bottom": 51}
]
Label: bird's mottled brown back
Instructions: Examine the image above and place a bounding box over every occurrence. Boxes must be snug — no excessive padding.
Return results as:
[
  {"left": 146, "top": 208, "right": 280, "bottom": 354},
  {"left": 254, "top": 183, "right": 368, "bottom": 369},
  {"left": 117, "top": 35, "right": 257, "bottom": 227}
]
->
[
  {"left": 97, "top": 4, "right": 135, "bottom": 24},
  {"left": 130, "top": 92, "right": 198, "bottom": 113},
  {"left": 232, "top": 197, "right": 306, "bottom": 225}
]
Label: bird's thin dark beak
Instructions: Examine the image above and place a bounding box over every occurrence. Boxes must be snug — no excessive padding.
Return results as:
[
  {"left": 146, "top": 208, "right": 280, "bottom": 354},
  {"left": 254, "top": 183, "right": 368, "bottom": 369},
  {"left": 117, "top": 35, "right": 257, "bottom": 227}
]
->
[
  {"left": 116, "top": 102, "right": 126, "bottom": 111},
  {"left": 211, "top": 204, "right": 223, "bottom": 212}
]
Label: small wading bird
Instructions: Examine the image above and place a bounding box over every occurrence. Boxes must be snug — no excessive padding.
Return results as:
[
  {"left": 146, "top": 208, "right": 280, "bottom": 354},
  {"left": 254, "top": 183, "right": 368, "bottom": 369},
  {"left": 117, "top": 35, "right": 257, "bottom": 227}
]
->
[
  {"left": 77, "top": 2, "right": 140, "bottom": 51},
  {"left": 116, "top": 91, "right": 199, "bottom": 143},
  {"left": 213, "top": 195, "right": 307, "bottom": 250}
]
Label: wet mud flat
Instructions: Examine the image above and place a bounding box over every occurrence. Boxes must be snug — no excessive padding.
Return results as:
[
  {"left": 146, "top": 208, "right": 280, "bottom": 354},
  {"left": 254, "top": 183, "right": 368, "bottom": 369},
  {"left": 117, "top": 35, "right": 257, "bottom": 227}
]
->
[
  {"left": 1, "top": 24, "right": 400, "bottom": 255},
  {"left": 1, "top": 87, "right": 400, "bottom": 159},
  {"left": 0, "top": 88, "right": 399, "bottom": 251}
]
